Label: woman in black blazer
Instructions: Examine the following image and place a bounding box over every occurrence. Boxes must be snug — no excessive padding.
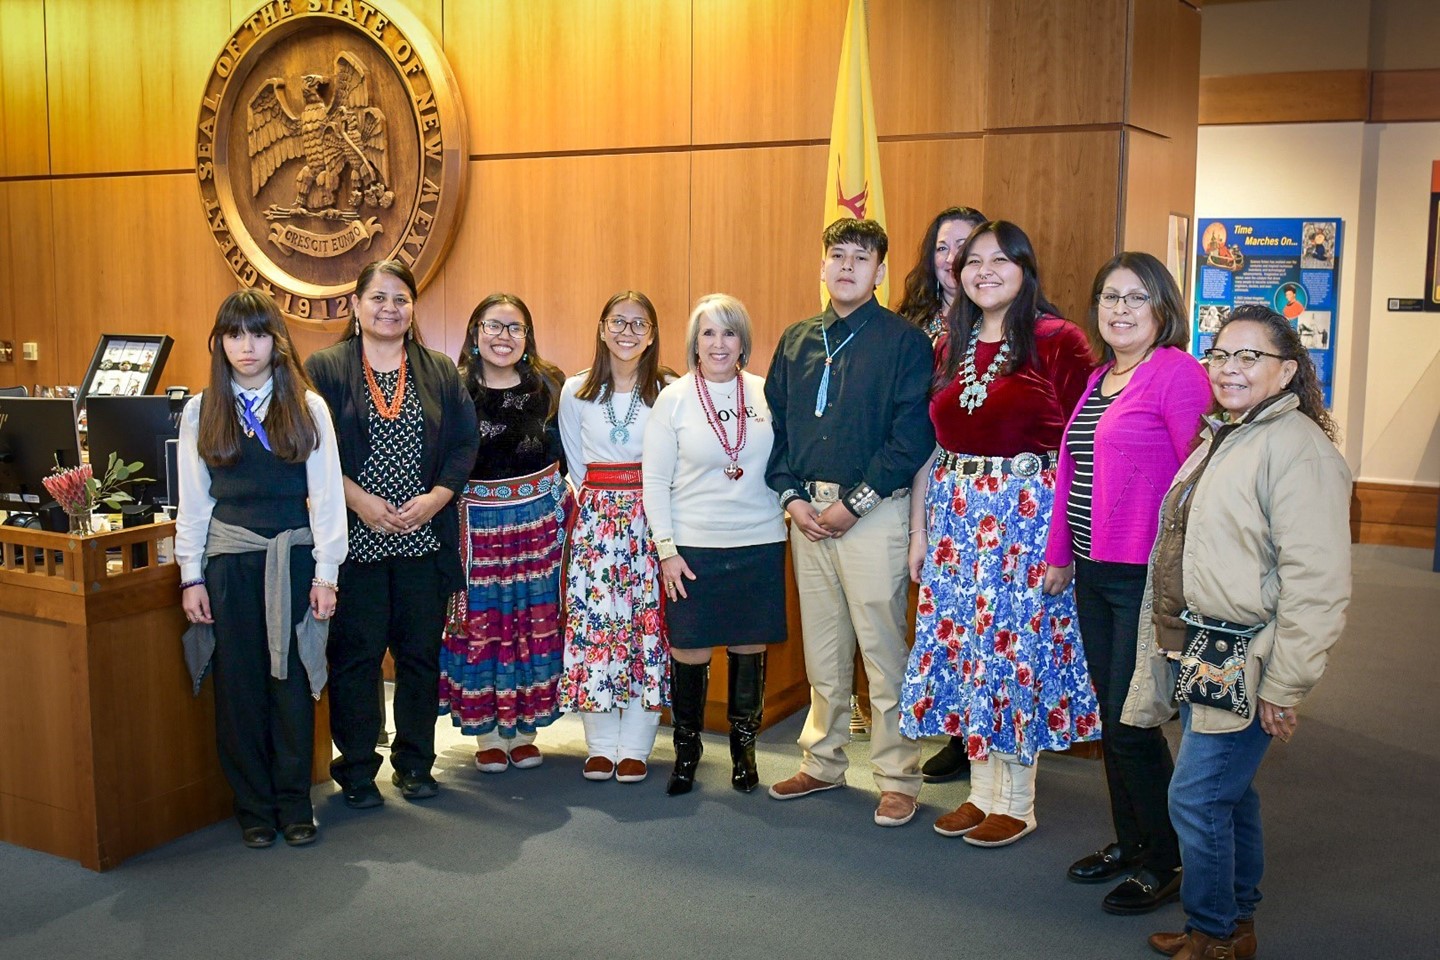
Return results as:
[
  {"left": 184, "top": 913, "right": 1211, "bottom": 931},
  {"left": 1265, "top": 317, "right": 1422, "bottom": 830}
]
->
[{"left": 305, "top": 259, "right": 478, "bottom": 807}]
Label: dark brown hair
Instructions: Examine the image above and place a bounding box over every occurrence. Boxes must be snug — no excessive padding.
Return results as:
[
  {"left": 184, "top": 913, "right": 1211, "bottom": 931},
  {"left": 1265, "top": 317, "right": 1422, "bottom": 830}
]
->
[
  {"left": 935, "top": 220, "right": 1062, "bottom": 393},
  {"left": 344, "top": 259, "right": 426, "bottom": 346},
  {"left": 1217, "top": 304, "right": 1338, "bottom": 441},
  {"left": 1087, "top": 251, "right": 1190, "bottom": 363},
  {"left": 575, "top": 291, "right": 670, "bottom": 407},
  {"left": 198, "top": 289, "right": 319, "bottom": 466},
  {"left": 457, "top": 293, "right": 566, "bottom": 418},
  {"left": 896, "top": 206, "right": 986, "bottom": 327},
  {"left": 822, "top": 217, "right": 889, "bottom": 263}
]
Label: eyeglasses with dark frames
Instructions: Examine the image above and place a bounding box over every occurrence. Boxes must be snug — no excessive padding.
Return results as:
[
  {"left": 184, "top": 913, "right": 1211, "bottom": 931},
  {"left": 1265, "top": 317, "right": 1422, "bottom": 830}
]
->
[
  {"left": 479, "top": 319, "right": 527, "bottom": 339},
  {"left": 605, "top": 316, "right": 652, "bottom": 335},
  {"left": 1096, "top": 292, "right": 1151, "bottom": 309},
  {"left": 1202, "top": 348, "right": 1287, "bottom": 369}
]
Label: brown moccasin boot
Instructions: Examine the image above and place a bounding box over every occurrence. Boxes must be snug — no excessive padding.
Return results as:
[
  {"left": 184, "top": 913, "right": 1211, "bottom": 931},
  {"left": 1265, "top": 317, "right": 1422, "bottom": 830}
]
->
[
  {"left": 1149, "top": 920, "right": 1255, "bottom": 959},
  {"left": 933, "top": 802, "right": 987, "bottom": 837}
]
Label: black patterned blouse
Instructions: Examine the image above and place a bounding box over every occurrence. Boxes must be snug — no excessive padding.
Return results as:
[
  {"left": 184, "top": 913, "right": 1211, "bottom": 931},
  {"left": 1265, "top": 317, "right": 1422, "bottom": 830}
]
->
[
  {"left": 349, "top": 364, "right": 441, "bottom": 561},
  {"left": 469, "top": 373, "right": 562, "bottom": 482}
]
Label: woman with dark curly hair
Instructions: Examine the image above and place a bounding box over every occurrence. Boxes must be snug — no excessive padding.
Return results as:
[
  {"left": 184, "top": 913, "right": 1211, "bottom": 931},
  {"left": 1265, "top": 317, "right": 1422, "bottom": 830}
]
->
[
  {"left": 1131, "top": 304, "right": 1350, "bottom": 960},
  {"left": 895, "top": 206, "right": 988, "bottom": 342}
]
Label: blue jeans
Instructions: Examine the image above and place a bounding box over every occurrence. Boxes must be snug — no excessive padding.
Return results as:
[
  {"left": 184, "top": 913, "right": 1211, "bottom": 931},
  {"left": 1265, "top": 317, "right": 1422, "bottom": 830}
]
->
[{"left": 1169, "top": 704, "right": 1272, "bottom": 938}]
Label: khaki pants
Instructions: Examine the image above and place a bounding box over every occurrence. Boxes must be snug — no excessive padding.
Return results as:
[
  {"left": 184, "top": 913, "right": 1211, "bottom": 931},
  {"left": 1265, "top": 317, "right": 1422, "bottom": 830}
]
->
[{"left": 789, "top": 495, "right": 921, "bottom": 796}]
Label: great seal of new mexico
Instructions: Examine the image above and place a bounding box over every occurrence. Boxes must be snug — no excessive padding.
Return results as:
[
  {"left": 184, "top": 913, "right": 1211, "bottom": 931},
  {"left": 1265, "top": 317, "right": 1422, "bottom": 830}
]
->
[{"left": 196, "top": 0, "right": 467, "bottom": 326}]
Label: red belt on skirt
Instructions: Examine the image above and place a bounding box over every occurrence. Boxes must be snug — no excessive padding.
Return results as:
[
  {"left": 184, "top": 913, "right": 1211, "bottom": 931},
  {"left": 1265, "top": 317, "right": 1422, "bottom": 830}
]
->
[{"left": 581, "top": 461, "right": 643, "bottom": 490}]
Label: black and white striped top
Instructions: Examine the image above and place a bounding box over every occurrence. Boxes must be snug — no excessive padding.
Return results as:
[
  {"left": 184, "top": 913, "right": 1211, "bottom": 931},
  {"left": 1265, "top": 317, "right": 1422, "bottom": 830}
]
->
[{"left": 1065, "top": 382, "right": 1121, "bottom": 560}]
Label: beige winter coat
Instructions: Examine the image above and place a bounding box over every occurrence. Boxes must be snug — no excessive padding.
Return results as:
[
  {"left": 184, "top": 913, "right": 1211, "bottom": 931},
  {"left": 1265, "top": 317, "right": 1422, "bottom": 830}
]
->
[{"left": 1121, "top": 393, "right": 1352, "bottom": 735}]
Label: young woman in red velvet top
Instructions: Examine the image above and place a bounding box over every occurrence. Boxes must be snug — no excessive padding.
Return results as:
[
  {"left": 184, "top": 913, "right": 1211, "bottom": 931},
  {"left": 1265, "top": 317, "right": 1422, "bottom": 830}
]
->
[{"left": 899, "top": 220, "right": 1101, "bottom": 848}]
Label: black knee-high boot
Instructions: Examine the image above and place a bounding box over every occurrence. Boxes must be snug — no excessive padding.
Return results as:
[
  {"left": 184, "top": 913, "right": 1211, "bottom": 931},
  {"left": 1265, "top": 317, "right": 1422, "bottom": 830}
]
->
[
  {"left": 727, "top": 651, "right": 766, "bottom": 793},
  {"left": 667, "top": 657, "right": 709, "bottom": 796}
]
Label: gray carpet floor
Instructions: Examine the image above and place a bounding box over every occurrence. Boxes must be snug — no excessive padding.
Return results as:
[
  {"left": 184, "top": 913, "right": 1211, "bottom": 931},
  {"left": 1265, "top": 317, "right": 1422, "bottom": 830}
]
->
[{"left": 2, "top": 544, "right": 1436, "bottom": 960}]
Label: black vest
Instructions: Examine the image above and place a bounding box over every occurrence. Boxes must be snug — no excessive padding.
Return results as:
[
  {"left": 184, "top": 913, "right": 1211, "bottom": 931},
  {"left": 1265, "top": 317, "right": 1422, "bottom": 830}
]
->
[{"left": 208, "top": 413, "right": 308, "bottom": 537}]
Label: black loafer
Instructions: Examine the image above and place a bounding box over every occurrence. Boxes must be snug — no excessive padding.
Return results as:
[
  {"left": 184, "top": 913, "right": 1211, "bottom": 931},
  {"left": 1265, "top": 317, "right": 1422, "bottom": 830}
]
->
[
  {"left": 1101, "top": 866, "right": 1182, "bottom": 915},
  {"left": 342, "top": 782, "right": 385, "bottom": 810},
  {"left": 921, "top": 738, "right": 972, "bottom": 782},
  {"left": 282, "top": 822, "right": 318, "bottom": 847},
  {"left": 241, "top": 826, "right": 277, "bottom": 848},
  {"left": 392, "top": 769, "right": 439, "bottom": 800},
  {"left": 1068, "top": 842, "right": 1145, "bottom": 883}
]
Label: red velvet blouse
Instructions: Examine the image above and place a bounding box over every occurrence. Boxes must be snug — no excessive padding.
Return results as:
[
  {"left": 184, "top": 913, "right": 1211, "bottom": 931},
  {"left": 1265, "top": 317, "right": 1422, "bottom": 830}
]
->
[{"left": 930, "top": 316, "right": 1094, "bottom": 457}]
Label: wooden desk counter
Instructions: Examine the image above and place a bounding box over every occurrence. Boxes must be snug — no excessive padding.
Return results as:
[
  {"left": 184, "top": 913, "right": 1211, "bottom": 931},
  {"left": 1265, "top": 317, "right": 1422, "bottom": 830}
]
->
[{"left": 0, "top": 521, "right": 328, "bottom": 871}]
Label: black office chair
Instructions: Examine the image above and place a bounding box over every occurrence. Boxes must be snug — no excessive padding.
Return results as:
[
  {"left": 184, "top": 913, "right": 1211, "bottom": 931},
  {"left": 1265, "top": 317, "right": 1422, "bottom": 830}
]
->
[{"left": 0, "top": 385, "right": 28, "bottom": 397}]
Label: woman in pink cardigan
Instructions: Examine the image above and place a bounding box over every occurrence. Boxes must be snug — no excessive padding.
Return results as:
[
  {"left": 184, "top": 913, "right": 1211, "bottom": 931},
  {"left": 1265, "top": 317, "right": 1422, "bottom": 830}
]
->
[{"left": 1043, "top": 252, "right": 1212, "bottom": 917}]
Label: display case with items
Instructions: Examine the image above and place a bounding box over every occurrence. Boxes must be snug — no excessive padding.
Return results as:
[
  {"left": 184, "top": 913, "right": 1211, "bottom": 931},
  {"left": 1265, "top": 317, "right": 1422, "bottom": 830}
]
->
[{"left": 77, "top": 334, "right": 174, "bottom": 402}]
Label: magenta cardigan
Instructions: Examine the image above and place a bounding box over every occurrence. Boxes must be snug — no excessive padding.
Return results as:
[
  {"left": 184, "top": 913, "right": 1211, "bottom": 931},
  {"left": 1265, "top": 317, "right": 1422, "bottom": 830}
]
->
[{"left": 1045, "top": 347, "right": 1213, "bottom": 567}]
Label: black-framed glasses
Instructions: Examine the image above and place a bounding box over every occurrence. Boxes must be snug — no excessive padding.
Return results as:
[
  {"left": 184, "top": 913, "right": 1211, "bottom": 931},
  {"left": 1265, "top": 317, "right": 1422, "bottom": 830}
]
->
[
  {"left": 1096, "top": 292, "right": 1150, "bottom": 309},
  {"left": 479, "top": 319, "right": 527, "bottom": 339},
  {"left": 605, "top": 316, "right": 652, "bottom": 335},
  {"left": 1202, "top": 348, "right": 1286, "bottom": 368}
]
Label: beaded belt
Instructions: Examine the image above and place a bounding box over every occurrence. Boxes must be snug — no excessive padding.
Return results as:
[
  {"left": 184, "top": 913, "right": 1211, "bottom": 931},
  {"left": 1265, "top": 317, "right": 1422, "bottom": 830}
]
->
[
  {"left": 461, "top": 463, "right": 562, "bottom": 507},
  {"left": 583, "top": 461, "right": 643, "bottom": 491},
  {"left": 936, "top": 450, "right": 1057, "bottom": 479}
]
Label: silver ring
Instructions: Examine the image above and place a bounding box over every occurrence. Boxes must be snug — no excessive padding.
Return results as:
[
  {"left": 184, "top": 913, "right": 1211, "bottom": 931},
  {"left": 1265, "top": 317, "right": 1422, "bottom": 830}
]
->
[{"left": 1277, "top": 710, "right": 1285, "bottom": 718}]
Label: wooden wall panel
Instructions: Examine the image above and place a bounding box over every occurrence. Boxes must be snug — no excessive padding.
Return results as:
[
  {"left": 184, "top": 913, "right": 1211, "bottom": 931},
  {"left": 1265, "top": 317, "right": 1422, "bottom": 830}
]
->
[
  {"left": 690, "top": 145, "right": 829, "bottom": 375},
  {"left": 440, "top": 153, "right": 691, "bottom": 380},
  {"left": 986, "top": 0, "right": 1127, "bottom": 129},
  {"left": 448, "top": 0, "right": 691, "bottom": 156},
  {"left": 1351, "top": 481, "right": 1439, "bottom": 549},
  {"left": 692, "top": 0, "right": 839, "bottom": 145},
  {"left": 45, "top": 0, "right": 232, "bottom": 174},
  {"left": 1120, "top": 129, "right": 1178, "bottom": 262},
  {"left": 877, "top": 137, "right": 986, "bottom": 308},
  {"left": 49, "top": 175, "right": 238, "bottom": 394},
  {"left": 1198, "top": 70, "right": 1370, "bottom": 125},
  {"left": 1129, "top": 0, "right": 1202, "bottom": 139},
  {"left": 1370, "top": 68, "right": 1440, "bottom": 123},
  {"left": 869, "top": 0, "right": 986, "bottom": 137},
  {"left": 0, "top": 181, "right": 59, "bottom": 391},
  {"left": 0, "top": 0, "right": 51, "bottom": 177},
  {"left": 982, "top": 131, "right": 1122, "bottom": 324}
]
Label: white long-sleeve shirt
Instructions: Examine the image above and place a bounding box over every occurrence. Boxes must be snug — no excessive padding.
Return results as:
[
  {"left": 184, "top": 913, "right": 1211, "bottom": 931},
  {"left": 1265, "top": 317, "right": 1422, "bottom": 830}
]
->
[
  {"left": 175, "top": 387, "right": 348, "bottom": 583},
  {"left": 642, "top": 371, "right": 784, "bottom": 548},
  {"left": 558, "top": 372, "right": 656, "bottom": 487}
]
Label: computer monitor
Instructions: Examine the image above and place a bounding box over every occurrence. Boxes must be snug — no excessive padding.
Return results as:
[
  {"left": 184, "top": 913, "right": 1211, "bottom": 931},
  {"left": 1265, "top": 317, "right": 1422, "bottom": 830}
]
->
[
  {"left": 0, "top": 397, "right": 82, "bottom": 509},
  {"left": 85, "top": 395, "right": 190, "bottom": 506}
]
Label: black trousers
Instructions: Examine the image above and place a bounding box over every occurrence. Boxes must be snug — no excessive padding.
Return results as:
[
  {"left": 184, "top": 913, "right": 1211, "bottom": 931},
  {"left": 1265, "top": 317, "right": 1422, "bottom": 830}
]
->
[
  {"left": 208, "top": 547, "right": 316, "bottom": 830},
  {"left": 328, "top": 552, "right": 447, "bottom": 787},
  {"left": 1073, "top": 556, "right": 1181, "bottom": 872}
]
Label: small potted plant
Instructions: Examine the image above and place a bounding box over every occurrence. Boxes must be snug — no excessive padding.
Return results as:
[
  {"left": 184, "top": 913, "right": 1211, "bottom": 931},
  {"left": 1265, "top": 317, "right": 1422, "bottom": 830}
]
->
[{"left": 42, "top": 454, "right": 150, "bottom": 536}]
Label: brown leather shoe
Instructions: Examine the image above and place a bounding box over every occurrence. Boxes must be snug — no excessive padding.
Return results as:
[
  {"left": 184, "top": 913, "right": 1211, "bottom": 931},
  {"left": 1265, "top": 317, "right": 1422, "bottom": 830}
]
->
[
  {"left": 873, "top": 791, "right": 918, "bottom": 826},
  {"left": 933, "top": 802, "right": 987, "bottom": 837},
  {"left": 508, "top": 743, "right": 543, "bottom": 769},
  {"left": 1149, "top": 921, "right": 1254, "bottom": 959},
  {"left": 582, "top": 756, "right": 615, "bottom": 781},
  {"left": 474, "top": 749, "right": 508, "bottom": 774},
  {"left": 961, "top": 812, "right": 1035, "bottom": 847},
  {"left": 767, "top": 770, "right": 843, "bottom": 800},
  {"left": 615, "top": 758, "right": 648, "bottom": 783}
]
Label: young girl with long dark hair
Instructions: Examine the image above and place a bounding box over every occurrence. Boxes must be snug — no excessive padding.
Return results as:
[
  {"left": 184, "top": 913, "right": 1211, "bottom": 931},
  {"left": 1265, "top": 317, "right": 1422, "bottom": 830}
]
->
[
  {"left": 557, "top": 291, "right": 675, "bottom": 783},
  {"left": 177, "top": 288, "right": 347, "bottom": 848}
]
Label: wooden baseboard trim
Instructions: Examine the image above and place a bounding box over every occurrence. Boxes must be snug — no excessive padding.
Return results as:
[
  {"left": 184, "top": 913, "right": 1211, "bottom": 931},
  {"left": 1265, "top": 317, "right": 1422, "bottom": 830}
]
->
[{"left": 1350, "top": 480, "right": 1438, "bottom": 548}]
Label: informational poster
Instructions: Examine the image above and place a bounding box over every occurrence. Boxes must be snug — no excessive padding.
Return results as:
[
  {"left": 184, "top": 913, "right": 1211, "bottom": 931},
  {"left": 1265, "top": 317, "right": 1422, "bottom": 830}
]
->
[{"left": 1193, "top": 217, "right": 1342, "bottom": 407}]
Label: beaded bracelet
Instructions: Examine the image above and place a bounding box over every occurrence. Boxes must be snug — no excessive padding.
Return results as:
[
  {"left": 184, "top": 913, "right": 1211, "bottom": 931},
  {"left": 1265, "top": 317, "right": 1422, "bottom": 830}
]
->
[
  {"left": 180, "top": 578, "right": 206, "bottom": 590},
  {"left": 312, "top": 578, "right": 339, "bottom": 592}
]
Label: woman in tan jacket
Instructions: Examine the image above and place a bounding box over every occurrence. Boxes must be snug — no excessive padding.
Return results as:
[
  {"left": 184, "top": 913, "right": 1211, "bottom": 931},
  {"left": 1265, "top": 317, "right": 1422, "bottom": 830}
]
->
[{"left": 1123, "top": 305, "right": 1351, "bottom": 960}]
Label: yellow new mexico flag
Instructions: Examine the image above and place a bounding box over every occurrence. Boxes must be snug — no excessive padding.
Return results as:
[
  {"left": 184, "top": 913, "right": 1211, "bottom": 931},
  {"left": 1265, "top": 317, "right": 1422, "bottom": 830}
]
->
[{"left": 822, "top": 0, "right": 888, "bottom": 308}]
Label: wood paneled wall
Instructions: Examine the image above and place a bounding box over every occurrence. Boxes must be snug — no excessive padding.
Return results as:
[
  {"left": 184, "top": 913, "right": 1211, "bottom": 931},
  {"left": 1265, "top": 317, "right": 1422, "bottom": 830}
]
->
[{"left": 0, "top": 0, "right": 1200, "bottom": 394}]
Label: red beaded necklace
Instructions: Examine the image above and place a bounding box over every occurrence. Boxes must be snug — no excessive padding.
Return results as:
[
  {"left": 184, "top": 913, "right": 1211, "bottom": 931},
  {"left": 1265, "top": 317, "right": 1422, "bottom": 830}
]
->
[
  {"left": 695, "top": 373, "right": 747, "bottom": 480},
  {"left": 363, "top": 350, "right": 408, "bottom": 420}
]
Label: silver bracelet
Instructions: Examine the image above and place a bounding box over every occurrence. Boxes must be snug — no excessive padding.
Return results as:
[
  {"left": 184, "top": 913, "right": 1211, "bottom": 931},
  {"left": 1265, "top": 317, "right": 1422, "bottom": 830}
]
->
[
  {"left": 654, "top": 538, "right": 679, "bottom": 561},
  {"left": 312, "top": 577, "right": 339, "bottom": 592}
]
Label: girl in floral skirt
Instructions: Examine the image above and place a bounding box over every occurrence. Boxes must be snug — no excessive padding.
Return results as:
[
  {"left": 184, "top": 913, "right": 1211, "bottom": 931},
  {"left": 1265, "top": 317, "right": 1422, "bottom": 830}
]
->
[
  {"left": 440, "top": 294, "right": 571, "bottom": 773},
  {"left": 901, "top": 220, "right": 1102, "bottom": 847},
  {"left": 558, "top": 291, "right": 675, "bottom": 783}
]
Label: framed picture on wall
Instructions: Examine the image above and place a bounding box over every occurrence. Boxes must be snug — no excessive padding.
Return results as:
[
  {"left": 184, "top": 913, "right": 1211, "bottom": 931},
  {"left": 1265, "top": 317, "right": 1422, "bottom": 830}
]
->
[
  {"left": 77, "top": 334, "right": 174, "bottom": 404},
  {"left": 1167, "top": 214, "right": 1191, "bottom": 302}
]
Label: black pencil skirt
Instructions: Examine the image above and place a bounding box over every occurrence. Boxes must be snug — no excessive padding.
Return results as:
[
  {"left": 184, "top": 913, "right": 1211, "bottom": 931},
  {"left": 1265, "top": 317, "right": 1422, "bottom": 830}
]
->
[{"left": 663, "top": 541, "right": 788, "bottom": 649}]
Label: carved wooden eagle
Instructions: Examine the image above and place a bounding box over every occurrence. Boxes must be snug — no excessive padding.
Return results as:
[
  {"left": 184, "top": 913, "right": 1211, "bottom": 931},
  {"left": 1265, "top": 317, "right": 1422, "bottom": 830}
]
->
[{"left": 246, "top": 51, "right": 391, "bottom": 211}]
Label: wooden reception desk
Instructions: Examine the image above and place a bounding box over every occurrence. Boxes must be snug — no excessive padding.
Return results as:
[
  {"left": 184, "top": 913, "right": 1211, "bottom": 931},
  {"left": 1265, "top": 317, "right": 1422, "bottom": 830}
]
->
[{"left": 0, "top": 521, "right": 328, "bottom": 871}]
